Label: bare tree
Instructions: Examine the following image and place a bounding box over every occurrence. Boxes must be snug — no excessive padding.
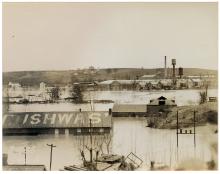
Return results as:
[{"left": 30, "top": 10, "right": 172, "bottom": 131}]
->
[
  {"left": 199, "top": 81, "right": 209, "bottom": 104},
  {"left": 103, "top": 134, "right": 112, "bottom": 154}
]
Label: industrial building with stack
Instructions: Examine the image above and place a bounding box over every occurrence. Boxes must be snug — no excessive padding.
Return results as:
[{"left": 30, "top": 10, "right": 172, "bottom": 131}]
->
[{"left": 97, "top": 56, "right": 214, "bottom": 91}]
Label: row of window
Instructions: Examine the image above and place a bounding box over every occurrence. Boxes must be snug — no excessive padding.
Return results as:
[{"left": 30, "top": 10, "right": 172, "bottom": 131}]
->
[
  {"left": 54, "top": 128, "right": 106, "bottom": 134},
  {"left": 76, "top": 128, "right": 105, "bottom": 133}
]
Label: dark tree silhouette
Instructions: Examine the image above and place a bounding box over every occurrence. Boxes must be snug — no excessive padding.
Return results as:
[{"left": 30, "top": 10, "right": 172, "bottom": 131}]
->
[
  {"left": 48, "top": 87, "right": 60, "bottom": 102},
  {"left": 70, "top": 85, "right": 84, "bottom": 103}
]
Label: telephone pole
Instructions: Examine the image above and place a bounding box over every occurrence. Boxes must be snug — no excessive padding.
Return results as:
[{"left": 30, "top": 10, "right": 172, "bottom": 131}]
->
[
  {"left": 176, "top": 110, "right": 179, "bottom": 148},
  {"left": 89, "top": 119, "right": 93, "bottom": 163},
  {"left": 193, "top": 110, "right": 197, "bottom": 148},
  {"left": 24, "top": 147, "right": 27, "bottom": 165},
  {"left": 47, "top": 144, "right": 56, "bottom": 171},
  {"left": 176, "top": 110, "right": 197, "bottom": 162}
]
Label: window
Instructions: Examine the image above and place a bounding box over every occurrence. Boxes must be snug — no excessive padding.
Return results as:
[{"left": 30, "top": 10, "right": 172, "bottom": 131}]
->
[
  {"left": 88, "top": 128, "right": 93, "bottom": 132},
  {"left": 99, "top": 128, "right": 104, "bottom": 133},
  {"left": 77, "top": 128, "right": 81, "bottom": 133},
  {"left": 159, "top": 100, "right": 165, "bottom": 105}
]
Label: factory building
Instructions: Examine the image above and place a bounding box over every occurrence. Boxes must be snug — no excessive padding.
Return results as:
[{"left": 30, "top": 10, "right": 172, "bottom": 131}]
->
[{"left": 3, "top": 111, "right": 112, "bottom": 136}]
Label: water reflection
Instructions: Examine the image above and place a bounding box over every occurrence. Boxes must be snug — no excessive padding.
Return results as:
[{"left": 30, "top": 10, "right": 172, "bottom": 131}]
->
[
  {"left": 3, "top": 89, "right": 217, "bottom": 170},
  {"left": 3, "top": 117, "right": 215, "bottom": 170}
]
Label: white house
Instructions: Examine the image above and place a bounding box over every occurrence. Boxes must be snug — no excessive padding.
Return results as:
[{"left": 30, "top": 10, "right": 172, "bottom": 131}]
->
[{"left": 40, "top": 82, "right": 46, "bottom": 92}]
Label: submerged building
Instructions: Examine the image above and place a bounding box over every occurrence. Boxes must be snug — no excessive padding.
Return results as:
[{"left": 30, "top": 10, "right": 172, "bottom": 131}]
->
[
  {"left": 3, "top": 111, "right": 112, "bottom": 136},
  {"left": 112, "top": 104, "right": 147, "bottom": 117}
]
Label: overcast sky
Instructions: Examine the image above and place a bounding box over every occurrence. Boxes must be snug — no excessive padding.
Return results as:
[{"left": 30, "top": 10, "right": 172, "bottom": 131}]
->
[{"left": 3, "top": 2, "right": 218, "bottom": 72}]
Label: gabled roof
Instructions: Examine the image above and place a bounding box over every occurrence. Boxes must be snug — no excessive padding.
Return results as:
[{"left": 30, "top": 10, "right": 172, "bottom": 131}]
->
[
  {"left": 112, "top": 104, "right": 147, "bottom": 113},
  {"left": 158, "top": 96, "right": 167, "bottom": 100},
  {"left": 148, "top": 96, "right": 176, "bottom": 106},
  {"left": 148, "top": 100, "right": 176, "bottom": 106},
  {"left": 190, "top": 78, "right": 202, "bottom": 82}
]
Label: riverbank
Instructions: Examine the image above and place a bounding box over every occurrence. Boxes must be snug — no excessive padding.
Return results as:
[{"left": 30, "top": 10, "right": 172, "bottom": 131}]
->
[{"left": 146, "top": 102, "right": 218, "bottom": 129}]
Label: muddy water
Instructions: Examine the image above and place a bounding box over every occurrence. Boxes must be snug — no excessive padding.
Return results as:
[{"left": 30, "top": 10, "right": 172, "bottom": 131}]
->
[
  {"left": 7, "top": 89, "right": 218, "bottom": 112},
  {"left": 3, "top": 118, "right": 216, "bottom": 170},
  {"left": 3, "top": 89, "right": 218, "bottom": 170}
]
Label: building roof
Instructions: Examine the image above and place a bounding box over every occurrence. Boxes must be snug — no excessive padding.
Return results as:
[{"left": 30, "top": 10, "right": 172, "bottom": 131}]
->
[
  {"left": 112, "top": 104, "right": 147, "bottom": 113},
  {"left": 140, "top": 74, "right": 156, "bottom": 79},
  {"left": 99, "top": 80, "right": 136, "bottom": 85},
  {"left": 99, "top": 80, "right": 115, "bottom": 85},
  {"left": 3, "top": 165, "right": 46, "bottom": 171},
  {"left": 99, "top": 80, "right": 162, "bottom": 86},
  {"left": 159, "top": 79, "right": 172, "bottom": 86},
  {"left": 190, "top": 78, "right": 202, "bottom": 82},
  {"left": 148, "top": 96, "right": 177, "bottom": 106},
  {"left": 177, "top": 79, "right": 188, "bottom": 83},
  {"left": 3, "top": 111, "right": 112, "bottom": 129}
]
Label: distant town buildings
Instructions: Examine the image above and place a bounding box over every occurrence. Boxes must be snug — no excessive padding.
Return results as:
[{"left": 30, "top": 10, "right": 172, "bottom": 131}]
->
[
  {"left": 8, "top": 82, "right": 21, "bottom": 90},
  {"left": 3, "top": 74, "right": 216, "bottom": 104}
]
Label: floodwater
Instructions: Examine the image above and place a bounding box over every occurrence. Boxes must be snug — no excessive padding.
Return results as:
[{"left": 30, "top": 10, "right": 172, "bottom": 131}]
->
[
  {"left": 8, "top": 89, "right": 218, "bottom": 112},
  {"left": 3, "top": 89, "right": 218, "bottom": 170}
]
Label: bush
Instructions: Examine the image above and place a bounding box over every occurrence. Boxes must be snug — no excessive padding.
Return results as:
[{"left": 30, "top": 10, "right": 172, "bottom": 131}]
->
[{"left": 205, "top": 111, "right": 218, "bottom": 124}]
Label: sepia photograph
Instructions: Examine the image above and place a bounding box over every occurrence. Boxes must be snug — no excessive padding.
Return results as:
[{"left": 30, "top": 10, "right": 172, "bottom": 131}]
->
[{"left": 2, "top": 2, "right": 218, "bottom": 171}]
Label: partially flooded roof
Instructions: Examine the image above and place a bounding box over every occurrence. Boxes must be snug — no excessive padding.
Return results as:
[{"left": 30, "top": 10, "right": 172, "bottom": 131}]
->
[
  {"left": 3, "top": 111, "right": 112, "bottom": 129},
  {"left": 112, "top": 104, "right": 147, "bottom": 113}
]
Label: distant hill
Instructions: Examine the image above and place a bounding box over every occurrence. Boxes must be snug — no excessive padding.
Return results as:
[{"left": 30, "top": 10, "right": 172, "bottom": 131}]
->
[{"left": 3, "top": 68, "right": 217, "bottom": 87}]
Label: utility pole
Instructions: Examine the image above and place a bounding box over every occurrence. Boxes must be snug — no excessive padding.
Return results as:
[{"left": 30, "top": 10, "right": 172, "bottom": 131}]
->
[
  {"left": 24, "top": 147, "right": 27, "bottom": 165},
  {"left": 176, "top": 110, "right": 179, "bottom": 147},
  {"left": 176, "top": 110, "right": 179, "bottom": 162},
  {"left": 193, "top": 110, "right": 197, "bottom": 148},
  {"left": 47, "top": 144, "right": 56, "bottom": 171},
  {"left": 89, "top": 119, "right": 93, "bottom": 163},
  {"left": 176, "top": 110, "right": 197, "bottom": 162}
]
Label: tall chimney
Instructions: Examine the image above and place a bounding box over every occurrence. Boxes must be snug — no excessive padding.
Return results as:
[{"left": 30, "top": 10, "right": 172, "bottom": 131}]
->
[{"left": 164, "top": 56, "right": 167, "bottom": 78}]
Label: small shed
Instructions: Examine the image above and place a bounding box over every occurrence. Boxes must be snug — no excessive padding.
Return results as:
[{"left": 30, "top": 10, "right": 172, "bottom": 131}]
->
[
  {"left": 112, "top": 104, "right": 147, "bottom": 117},
  {"left": 147, "top": 96, "right": 177, "bottom": 116}
]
